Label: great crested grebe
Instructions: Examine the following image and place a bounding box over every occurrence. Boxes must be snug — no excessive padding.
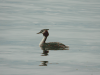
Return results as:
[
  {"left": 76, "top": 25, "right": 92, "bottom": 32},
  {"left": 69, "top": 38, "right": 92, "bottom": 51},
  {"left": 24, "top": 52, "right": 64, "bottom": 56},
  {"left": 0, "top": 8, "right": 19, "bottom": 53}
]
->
[{"left": 37, "top": 29, "right": 69, "bottom": 50}]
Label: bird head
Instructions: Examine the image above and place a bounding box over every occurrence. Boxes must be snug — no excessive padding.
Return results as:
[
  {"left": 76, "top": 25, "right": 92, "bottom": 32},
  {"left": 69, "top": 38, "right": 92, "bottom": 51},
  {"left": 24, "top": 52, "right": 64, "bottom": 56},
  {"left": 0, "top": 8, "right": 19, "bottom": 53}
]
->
[{"left": 37, "top": 29, "right": 49, "bottom": 37}]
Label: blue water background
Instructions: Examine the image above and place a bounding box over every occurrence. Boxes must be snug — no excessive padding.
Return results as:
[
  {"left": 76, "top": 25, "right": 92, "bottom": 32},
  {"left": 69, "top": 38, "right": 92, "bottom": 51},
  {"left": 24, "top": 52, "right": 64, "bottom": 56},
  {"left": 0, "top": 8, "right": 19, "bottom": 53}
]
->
[{"left": 0, "top": 0, "right": 100, "bottom": 75}]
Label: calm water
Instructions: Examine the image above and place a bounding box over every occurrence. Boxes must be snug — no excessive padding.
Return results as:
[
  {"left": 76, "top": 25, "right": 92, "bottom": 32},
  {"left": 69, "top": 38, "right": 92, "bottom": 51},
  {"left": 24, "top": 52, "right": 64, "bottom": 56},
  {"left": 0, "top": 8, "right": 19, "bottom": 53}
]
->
[{"left": 0, "top": 0, "right": 100, "bottom": 75}]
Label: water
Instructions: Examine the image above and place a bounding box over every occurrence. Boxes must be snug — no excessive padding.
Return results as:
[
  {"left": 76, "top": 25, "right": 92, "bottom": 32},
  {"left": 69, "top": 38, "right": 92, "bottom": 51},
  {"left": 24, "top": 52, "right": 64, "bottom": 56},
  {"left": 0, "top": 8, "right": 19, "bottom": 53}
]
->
[{"left": 0, "top": 0, "right": 100, "bottom": 75}]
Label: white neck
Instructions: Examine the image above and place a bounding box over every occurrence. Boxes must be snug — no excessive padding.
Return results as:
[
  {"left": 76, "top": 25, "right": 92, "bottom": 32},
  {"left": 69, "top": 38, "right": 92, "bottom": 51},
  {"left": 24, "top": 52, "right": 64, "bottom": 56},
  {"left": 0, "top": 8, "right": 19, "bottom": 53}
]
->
[{"left": 39, "top": 36, "right": 47, "bottom": 46}]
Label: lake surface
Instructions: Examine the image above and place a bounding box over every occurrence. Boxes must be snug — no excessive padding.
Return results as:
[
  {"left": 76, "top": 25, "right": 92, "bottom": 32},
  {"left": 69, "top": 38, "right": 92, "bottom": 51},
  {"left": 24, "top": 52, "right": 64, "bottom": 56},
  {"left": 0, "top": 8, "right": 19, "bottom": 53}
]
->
[{"left": 0, "top": 0, "right": 100, "bottom": 75}]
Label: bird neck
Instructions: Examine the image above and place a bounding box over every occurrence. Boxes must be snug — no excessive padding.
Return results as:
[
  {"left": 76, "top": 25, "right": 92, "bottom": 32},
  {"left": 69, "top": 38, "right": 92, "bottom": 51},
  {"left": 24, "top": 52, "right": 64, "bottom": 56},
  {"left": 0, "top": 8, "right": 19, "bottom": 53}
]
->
[{"left": 39, "top": 36, "right": 47, "bottom": 46}]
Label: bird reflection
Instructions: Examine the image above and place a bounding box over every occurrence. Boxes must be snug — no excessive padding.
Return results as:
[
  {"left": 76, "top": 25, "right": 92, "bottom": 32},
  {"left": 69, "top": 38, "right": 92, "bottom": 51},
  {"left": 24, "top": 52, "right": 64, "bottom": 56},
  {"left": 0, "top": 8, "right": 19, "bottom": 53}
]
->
[
  {"left": 39, "top": 61, "right": 48, "bottom": 66},
  {"left": 40, "top": 46, "right": 69, "bottom": 56}
]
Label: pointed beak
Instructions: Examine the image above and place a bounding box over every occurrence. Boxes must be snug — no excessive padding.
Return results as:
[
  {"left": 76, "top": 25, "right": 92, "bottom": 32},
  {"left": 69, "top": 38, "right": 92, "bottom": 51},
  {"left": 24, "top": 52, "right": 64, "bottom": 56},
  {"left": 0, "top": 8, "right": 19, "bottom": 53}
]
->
[
  {"left": 37, "top": 29, "right": 49, "bottom": 34},
  {"left": 37, "top": 32, "right": 41, "bottom": 34}
]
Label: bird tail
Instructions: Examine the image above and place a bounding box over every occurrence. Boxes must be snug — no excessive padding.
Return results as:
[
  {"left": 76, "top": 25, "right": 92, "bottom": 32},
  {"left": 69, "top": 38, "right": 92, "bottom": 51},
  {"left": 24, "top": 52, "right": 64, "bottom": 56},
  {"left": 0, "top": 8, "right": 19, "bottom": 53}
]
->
[{"left": 65, "top": 45, "right": 69, "bottom": 48}]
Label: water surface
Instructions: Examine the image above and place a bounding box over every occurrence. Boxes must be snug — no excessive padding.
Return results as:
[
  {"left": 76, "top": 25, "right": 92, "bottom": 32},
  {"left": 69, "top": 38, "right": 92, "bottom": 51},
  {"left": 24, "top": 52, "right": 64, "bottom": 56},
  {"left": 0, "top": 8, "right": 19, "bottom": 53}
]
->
[{"left": 0, "top": 0, "right": 100, "bottom": 75}]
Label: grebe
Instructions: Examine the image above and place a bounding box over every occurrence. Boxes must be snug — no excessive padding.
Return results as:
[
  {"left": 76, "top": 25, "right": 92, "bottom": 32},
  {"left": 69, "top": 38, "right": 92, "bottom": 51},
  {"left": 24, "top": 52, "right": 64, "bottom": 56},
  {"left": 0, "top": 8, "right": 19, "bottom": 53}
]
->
[{"left": 37, "top": 29, "right": 69, "bottom": 50}]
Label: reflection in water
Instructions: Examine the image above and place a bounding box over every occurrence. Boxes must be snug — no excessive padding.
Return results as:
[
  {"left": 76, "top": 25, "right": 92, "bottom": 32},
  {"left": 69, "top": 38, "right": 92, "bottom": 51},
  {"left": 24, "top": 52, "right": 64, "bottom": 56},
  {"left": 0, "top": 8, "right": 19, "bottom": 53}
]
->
[
  {"left": 40, "top": 45, "right": 69, "bottom": 56},
  {"left": 39, "top": 61, "right": 48, "bottom": 66},
  {"left": 39, "top": 61, "right": 59, "bottom": 66},
  {"left": 41, "top": 48, "right": 49, "bottom": 56},
  {"left": 37, "top": 29, "right": 69, "bottom": 56}
]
